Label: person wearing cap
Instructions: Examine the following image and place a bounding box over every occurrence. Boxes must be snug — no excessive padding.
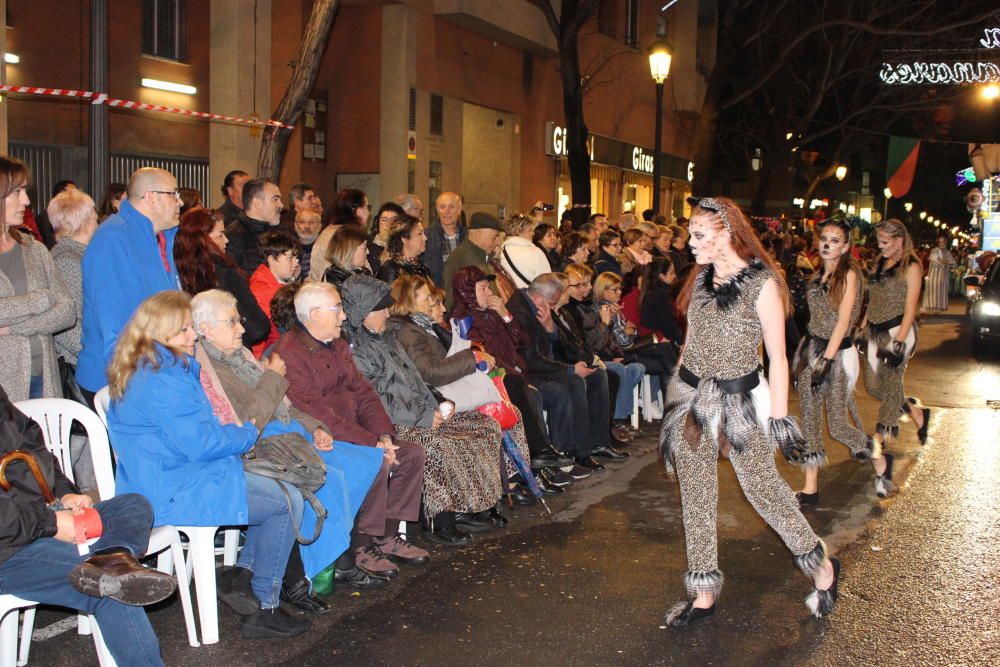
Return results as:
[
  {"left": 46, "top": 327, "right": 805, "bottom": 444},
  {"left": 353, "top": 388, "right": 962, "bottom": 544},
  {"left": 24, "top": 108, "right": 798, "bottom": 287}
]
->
[
  {"left": 442, "top": 211, "right": 503, "bottom": 309},
  {"left": 339, "top": 273, "right": 510, "bottom": 544}
]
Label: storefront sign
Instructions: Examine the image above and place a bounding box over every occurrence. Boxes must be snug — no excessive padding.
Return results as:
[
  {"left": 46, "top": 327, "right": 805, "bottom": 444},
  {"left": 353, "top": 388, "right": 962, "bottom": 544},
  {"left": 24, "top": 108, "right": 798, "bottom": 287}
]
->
[{"left": 544, "top": 121, "right": 690, "bottom": 181}]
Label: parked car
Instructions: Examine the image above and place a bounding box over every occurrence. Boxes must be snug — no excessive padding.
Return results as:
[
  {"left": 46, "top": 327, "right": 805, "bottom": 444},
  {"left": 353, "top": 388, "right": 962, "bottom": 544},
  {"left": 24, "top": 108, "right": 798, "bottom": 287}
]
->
[{"left": 967, "top": 259, "right": 1000, "bottom": 354}]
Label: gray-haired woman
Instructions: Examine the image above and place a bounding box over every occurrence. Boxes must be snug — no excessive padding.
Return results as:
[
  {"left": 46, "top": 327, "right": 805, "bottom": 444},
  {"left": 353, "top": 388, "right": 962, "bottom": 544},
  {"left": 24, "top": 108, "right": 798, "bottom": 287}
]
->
[{"left": 49, "top": 189, "right": 99, "bottom": 370}]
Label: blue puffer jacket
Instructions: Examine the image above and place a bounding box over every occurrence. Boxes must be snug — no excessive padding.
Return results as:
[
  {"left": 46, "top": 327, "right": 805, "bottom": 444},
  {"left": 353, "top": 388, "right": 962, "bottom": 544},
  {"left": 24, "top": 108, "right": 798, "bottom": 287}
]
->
[
  {"left": 76, "top": 200, "right": 180, "bottom": 391},
  {"left": 108, "top": 346, "right": 258, "bottom": 527}
]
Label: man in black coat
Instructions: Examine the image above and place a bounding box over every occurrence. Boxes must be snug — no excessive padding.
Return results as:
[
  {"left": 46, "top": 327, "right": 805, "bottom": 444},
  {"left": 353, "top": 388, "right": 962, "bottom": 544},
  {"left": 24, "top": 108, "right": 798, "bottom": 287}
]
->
[
  {"left": 225, "top": 178, "right": 285, "bottom": 274},
  {"left": 0, "top": 386, "right": 176, "bottom": 664}
]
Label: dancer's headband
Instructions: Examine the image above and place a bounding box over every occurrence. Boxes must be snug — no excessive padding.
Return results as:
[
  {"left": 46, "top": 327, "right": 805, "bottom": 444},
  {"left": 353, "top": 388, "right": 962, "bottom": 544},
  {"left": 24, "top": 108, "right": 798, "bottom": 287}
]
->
[{"left": 687, "top": 197, "right": 732, "bottom": 232}]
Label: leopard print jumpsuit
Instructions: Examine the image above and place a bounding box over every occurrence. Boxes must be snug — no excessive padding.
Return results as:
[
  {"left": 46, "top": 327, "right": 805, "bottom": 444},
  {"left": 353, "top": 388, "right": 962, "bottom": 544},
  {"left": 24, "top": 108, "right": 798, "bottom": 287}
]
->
[
  {"left": 863, "top": 259, "right": 917, "bottom": 439},
  {"left": 660, "top": 261, "right": 826, "bottom": 600},
  {"left": 796, "top": 271, "right": 874, "bottom": 466}
]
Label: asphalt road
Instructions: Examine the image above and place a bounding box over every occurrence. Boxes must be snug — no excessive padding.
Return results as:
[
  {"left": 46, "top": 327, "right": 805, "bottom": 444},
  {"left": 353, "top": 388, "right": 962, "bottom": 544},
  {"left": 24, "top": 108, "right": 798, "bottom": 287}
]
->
[{"left": 24, "top": 302, "right": 1000, "bottom": 666}]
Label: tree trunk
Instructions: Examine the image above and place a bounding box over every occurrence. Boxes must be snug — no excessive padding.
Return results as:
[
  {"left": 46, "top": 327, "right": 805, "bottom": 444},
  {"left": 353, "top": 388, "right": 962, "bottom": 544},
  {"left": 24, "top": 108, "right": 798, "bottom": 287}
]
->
[
  {"left": 559, "top": 43, "right": 591, "bottom": 211},
  {"left": 257, "top": 0, "right": 340, "bottom": 182}
]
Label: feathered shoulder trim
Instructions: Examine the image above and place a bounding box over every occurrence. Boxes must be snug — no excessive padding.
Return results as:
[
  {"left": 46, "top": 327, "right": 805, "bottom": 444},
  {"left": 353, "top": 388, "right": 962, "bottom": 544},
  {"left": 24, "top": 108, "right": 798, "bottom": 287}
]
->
[
  {"left": 697, "top": 259, "right": 767, "bottom": 309},
  {"left": 870, "top": 256, "right": 919, "bottom": 285}
]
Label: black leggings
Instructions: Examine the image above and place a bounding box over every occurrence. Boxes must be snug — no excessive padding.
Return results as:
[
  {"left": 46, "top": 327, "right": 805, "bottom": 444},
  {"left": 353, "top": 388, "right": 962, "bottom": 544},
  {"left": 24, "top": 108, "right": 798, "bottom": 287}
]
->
[{"left": 502, "top": 374, "right": 552, "bottom": 455}]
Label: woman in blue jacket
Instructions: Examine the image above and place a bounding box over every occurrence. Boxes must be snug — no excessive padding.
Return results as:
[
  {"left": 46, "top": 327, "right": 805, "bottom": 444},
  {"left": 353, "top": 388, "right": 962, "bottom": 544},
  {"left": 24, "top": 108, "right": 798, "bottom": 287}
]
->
[{"left": 106, "top": 290, "right": 310, "bottom": 640}]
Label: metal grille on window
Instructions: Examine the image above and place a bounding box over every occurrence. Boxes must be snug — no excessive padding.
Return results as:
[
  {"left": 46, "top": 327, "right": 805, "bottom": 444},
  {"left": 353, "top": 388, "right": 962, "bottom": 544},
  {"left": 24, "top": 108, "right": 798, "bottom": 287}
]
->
[
  {"left": 409, "top": 88, "right": 417, "bottom": 132},
  {"left": 430, "top": 94, "right": 444, "bottom": 136},
  {"left": 625, "top": 0, "right": 639, "bottom": 49},
  {"left": 142, "top": 0, "right": 187, "bottom": 62}
]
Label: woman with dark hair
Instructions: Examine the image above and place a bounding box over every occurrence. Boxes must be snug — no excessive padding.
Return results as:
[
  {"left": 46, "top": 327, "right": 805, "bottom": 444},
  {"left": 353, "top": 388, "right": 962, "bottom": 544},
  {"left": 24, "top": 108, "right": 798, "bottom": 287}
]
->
[
  {"left": 97, "top": 182, "right": 127, "bottom": 222},
  {"left": 592, "top": 230, "right": 624, "bottom": 276},
  {"left": 0, "top": 156, "right": 75, "bottom": 401},
  {"left": 173, "top": 208, "right": 270, "bottom": 347},
  {"left": 376, "top": 216, "right": 431, "bottom": 284},
  {"left": 178, "top": 188, "right": 203, "bottom": 216},
  {"left": 861, "top": 218, "right": 929, "bottom": 448},
  {"left": 794, "top": 218, "right": 890, "bottom": 507},
  {"left": 660, "top": 196, "right": 838, "bottom": 627},
  {"left": 311, "top": 188, "right": 370, "bottom": 279},
  {"left": 368, "top": 203, "right": 405, "bottom": 277},
  {"left": 322, "top": 224, "right": 372, "bottom": 287},
  {"left": 558, "top": 231, "right": 590, "bottom": 271},
  {"left": 532, "top": 223, "right": 561, "bottom": 270}
]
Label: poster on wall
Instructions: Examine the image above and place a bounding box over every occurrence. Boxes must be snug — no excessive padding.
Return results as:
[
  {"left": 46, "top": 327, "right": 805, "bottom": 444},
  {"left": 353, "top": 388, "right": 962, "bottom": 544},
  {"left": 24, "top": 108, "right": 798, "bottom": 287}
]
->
[
  {"left": 302, "top": 93, "right": 328, "bottom": 163},
  {"left": 336, "top": 173, "right": 380, "bottom": 212}
]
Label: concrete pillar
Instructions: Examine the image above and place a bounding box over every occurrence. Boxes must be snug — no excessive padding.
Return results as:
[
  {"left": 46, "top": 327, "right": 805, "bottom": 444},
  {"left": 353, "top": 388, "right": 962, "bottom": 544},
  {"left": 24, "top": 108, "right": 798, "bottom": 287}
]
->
[
  {"left": 380, "top": 4, "right": 417, "bottom": 201},
  {"left": 0, "top": 0, "right": 8, "bottom": 155},
  {"left": 210, "top": 0, "right": 271, "bottom": 206}
]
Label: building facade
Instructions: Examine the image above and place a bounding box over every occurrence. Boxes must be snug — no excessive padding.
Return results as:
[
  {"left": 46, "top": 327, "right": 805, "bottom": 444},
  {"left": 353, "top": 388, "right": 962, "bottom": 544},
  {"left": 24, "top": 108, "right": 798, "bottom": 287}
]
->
[{"left": 2, "top": 0, "right": 716, "bottom": 221}]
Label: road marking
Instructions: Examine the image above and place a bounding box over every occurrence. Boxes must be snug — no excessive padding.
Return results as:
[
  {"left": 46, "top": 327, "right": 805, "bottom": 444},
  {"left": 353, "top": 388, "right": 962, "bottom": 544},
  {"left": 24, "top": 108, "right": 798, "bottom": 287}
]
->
[{"left": 32, "top": 616, "right": 77, "bottom": 641}]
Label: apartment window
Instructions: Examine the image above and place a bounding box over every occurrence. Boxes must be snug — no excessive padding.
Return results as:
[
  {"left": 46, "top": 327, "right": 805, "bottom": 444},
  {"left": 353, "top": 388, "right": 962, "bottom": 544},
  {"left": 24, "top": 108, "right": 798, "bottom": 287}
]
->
[
  {"left": 142, "top": 0, "right": 187, "bottom": 62},
  {"left": 430, "top": 94, "right": 444, "bottom": 136},
  {"left": 408, "top": 88, "right": 417, "bottom": 132},
  {"left": 625, "top": 0, "right": 639, "bottom": 49}
]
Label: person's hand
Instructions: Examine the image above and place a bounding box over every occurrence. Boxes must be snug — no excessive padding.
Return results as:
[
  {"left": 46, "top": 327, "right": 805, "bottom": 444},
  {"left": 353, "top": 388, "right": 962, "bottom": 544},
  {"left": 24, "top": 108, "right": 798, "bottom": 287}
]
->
[
  {"left": 599, "top": 304, "right": 613, "bottom": 325},
  {"left": 53, "top": 510, "right": 78, "bottom": 542},
  {"left": 377, "top": 436, "right": 399, "bottom": 465},
  {"left": 0, "top": 326, "right": 8, "bottom": 335},
  {"left": 431, "top": 409, "right": 444, "bottom": 428},
  {"left": 486, "top": 295, "right": 509, "bottom": 318},
  {"left": 535, "top": 301, "right": 555, "bottom": 332},
  {"left": 313, "top": 428, "right": 334, "bottom": 451},
  {"left": 60, "top": 493, "right": 93, "bottom": 513},
  {"left": 573, "top": 361, "right": 595, "bottom": 377},
  {"left": 624, "top": 324, "right": 637, "bottom": 336},
  {"left": 476, "top": 351, "right": 496, "bottom": 371},
  {"left": 262, "top": 353, "right": 286, "bottom": 377}
]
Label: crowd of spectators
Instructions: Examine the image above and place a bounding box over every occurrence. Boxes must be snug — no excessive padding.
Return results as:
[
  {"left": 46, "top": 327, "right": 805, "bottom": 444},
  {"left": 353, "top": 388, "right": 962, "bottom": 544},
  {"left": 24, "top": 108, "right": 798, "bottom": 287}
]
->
[{"left": 1, "top": 156, "right": 699, "bottom": 661}]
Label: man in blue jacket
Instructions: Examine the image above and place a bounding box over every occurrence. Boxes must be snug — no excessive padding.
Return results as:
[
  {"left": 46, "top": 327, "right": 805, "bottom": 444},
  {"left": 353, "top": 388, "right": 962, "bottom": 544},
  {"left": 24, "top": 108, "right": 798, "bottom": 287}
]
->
[{"left": 76, "top": 168, "right": 181, "bottom": 402}]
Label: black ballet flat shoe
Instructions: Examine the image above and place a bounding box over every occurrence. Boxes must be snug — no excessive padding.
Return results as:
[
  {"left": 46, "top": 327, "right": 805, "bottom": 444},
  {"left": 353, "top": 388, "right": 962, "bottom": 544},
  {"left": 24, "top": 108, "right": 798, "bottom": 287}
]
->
[
  {"left": 664, "top": 601, "right": 716, "bottom": 628},
  {"left": 796, "top": 491, "right": 820, "bottom": 507},
  {"left": 917, "top": 407, "right": 931, "bottom": 445},
  {"left": 806, "top": 557, "right": 840, "bottom": 619}
]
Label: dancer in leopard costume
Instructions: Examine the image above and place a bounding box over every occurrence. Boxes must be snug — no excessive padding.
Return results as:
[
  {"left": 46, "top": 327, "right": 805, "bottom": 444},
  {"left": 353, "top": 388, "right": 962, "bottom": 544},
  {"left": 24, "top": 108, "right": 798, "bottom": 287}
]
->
[
  {"left": 660, "top": 197, "right": 839, "bottom": 628},
  {"left": 793, "top": 217, "right": 892, "bottom": 505}
]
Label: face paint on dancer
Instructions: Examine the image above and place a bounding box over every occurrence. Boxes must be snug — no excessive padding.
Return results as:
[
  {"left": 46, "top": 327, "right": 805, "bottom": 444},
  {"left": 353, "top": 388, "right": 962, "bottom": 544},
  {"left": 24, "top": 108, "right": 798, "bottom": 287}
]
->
[
  {"left": 818, "top": 226, "right": 849, "bottom": 262},
  {"left": 876, "top": 231, "right": 903, "bottom": 260},
  {"left": 688, "top": 214, "right": 730, "bottom": 266}
]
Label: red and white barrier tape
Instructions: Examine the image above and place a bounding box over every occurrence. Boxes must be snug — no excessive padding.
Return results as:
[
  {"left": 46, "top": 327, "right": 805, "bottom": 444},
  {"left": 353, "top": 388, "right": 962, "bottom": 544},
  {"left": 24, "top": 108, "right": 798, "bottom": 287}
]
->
[{"left": 0, "top": 85, "right": 294, "bottom": 130}]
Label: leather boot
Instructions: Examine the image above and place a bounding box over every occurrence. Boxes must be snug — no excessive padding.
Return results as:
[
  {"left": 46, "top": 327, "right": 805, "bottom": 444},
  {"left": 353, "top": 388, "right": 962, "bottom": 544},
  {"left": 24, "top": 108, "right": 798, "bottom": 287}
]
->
[{"left": 68, "top": 549, "right": 176, "bottom": 606}]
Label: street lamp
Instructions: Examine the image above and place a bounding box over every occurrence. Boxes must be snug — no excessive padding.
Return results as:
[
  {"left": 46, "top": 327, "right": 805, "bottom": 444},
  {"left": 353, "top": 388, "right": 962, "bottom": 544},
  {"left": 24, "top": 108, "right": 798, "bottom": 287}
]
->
[
  {"left": 882, "top": 186, "right": 892, "bottom": 219},
  {"left": 919, "top": 211, "right": 927, "bottom": 220},
  {"left": 648, "top": 39, "right": 672, "bottom": 216},
  {"left": 835, "top": 165, "right": 847, "bottom": 181},
  {"left": 904, "top": 202, "right": 913, "bottom": 212},
  {"left": 928, "top": 215, "right": 935, "bottom": 223}
]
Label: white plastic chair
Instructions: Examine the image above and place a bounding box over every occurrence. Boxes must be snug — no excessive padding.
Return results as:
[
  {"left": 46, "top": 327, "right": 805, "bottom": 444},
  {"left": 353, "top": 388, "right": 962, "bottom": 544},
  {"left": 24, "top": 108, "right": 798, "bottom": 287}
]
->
[
  {"left": 639, "top": 375, "right": 664, "bottom": 422},
  {"left": 91, "top": 389, "right": 202, "bottom": 647},
  {"left": 0, "top": 595, "right": 35, "bottom": 667}
]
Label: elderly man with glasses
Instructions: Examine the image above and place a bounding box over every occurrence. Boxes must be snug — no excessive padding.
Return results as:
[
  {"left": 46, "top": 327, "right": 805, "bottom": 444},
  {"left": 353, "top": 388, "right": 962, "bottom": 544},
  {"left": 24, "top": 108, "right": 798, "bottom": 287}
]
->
[{"left": 76, "top": 167, "right": 182, "bottom": 405}]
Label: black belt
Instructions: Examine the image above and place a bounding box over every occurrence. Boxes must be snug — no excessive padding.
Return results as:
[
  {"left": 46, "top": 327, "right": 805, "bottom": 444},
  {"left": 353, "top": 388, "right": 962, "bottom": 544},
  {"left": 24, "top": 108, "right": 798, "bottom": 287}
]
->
[
  {"left": 679, "top": 365, "right": 761, "bottom": 394},
  {"left": 870, "top": 315, "right": 903, "bottom": 333},
  {"left": 808, "top": 332, "right": 854, "bottom": 351}
]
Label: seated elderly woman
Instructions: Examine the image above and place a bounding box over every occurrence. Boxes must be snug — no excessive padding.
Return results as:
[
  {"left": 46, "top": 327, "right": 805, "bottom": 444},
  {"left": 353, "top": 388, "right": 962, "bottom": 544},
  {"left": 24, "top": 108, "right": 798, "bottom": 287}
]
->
[
  {"left": 189, "top": 289, "right": 393, "bottom": 603},
  {"left": 340, "top": 273, "right": 511, "bottom": 538},
  {"left": 389, "top": 274, "right": 562, "bottom": 495},
  {"left": 375, "top": 215, "right": 431, "bottom": 284},
  {"left": 105, "top": 291, "right": 309, "bottom": 640}
]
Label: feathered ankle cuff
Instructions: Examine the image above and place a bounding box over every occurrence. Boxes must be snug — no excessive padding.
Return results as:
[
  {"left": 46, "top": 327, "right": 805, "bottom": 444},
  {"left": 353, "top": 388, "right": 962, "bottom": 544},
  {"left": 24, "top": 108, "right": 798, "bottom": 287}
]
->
[
  {"left": 798, "top": 451, "right": 827, "bottom": 469},
  {"left": 683, "top": 569, "right": 724, "bottom": 599},
  {"left": 792, "top": 540, "right": 827, "bottom": 578},
  {"left": 852, "top": 435, "right": 882, "bottom": 462}
]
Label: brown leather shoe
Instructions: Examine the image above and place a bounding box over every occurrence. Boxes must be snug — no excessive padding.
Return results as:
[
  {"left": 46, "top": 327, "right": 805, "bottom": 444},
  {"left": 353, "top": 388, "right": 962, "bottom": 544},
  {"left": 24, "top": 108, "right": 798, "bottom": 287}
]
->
[{"left": 69, "top": 549, "right": 177, "bottom": 606}]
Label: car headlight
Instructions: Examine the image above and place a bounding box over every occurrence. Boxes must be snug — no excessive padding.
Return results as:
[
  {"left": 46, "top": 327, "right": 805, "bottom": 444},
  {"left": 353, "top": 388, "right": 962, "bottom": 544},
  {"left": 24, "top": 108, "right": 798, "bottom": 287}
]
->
[{"left": 980, "top": 301, "right": 1000, "bottom": 317}]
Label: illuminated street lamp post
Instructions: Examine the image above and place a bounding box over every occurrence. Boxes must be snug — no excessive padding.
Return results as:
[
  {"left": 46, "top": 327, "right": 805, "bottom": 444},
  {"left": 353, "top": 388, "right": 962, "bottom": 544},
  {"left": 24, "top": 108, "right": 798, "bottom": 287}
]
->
[
  {"left": 648, "top": 40, "right": 672, "bottom": 216},
  {"left": 883, "top": 186, "right": 892, "bottom": 220}
]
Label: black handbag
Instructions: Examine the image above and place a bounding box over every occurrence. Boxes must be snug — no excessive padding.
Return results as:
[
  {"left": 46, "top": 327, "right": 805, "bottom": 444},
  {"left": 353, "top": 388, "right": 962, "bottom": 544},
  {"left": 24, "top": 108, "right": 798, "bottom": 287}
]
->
[
  {"left": 242, "top": 432, "right": 327, "bottom": 545},
  {"left": 57, "top": 356, "right": 88, "bottom": 406}
]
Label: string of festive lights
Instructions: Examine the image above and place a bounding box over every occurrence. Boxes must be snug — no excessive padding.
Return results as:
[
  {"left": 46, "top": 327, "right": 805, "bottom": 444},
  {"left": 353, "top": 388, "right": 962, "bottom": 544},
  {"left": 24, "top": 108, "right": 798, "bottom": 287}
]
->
[{"left": 879, "top": 61, "right": 1000, "bottom": 85}]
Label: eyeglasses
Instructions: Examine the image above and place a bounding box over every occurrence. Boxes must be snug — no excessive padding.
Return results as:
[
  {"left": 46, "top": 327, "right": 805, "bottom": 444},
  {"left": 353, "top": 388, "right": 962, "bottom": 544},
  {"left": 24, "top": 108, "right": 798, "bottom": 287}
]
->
[
  {"left": 149, "top": 190, "right": 181, "bottom": 201},
  {"left": 316, "top": 304, "right": 344, "bottom": 313},
  {"left": 608, "top": 242, "right": 622, "bottom": 248},
  {"left": 212, "top": 315, "right": 246, "bottom": 327},
  {"left": 567, "top": 282, "right": 588, "bottom": 288},
  {"left": 608, "top": 286, "right": 623, "bottom": 292}
]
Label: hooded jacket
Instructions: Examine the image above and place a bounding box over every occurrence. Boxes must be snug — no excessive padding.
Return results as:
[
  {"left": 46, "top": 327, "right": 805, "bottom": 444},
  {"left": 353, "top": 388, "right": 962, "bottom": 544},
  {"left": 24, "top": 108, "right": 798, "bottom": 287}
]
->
[
  {"left": 340, "top": 275, "right": 440, "bottom": 428},
  {"left": 0, "top": 385, "right": 78, "bottom": 565},
  {"left": 451, "top": 268, "right": 529, "bottom": 377}
]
